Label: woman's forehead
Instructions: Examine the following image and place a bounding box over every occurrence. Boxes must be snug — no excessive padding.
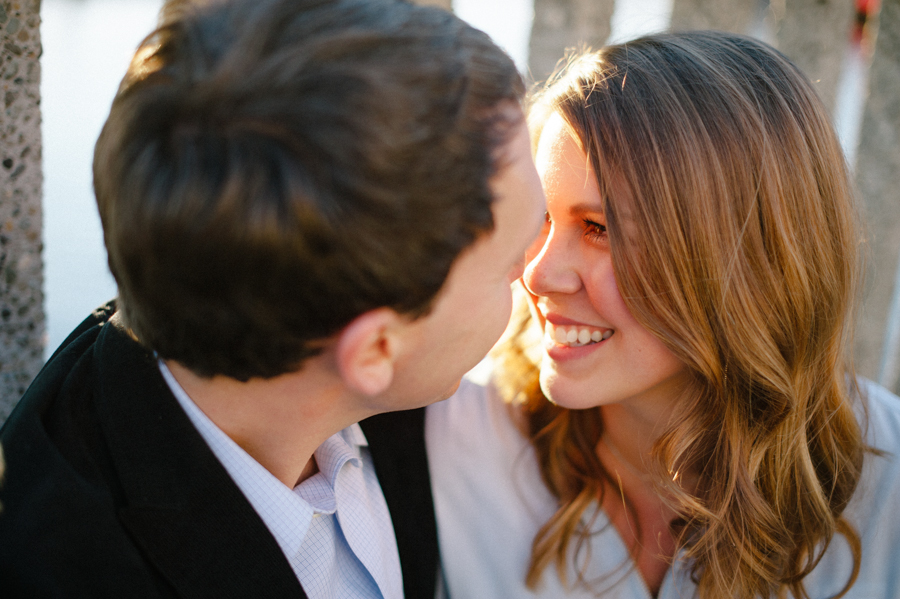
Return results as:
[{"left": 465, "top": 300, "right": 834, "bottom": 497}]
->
[
  {"left": 535, "top": 112, "right": 643, "bottom": 222},
  {"left": 534, "top": 112, "right": 575, "bottom": 174},
  {"left": 535, "top": 113, "right": 598, "bottom": 202}
]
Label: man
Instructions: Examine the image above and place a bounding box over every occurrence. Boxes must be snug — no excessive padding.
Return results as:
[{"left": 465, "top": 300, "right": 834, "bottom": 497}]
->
[{"left": 0, "top": 0, "right": 545, "bottom": 596}]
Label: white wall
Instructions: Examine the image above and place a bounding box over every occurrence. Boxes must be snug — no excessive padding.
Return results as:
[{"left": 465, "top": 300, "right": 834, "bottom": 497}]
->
[{"left": 42, "top": 0, "right": 162, "bottom": 355}]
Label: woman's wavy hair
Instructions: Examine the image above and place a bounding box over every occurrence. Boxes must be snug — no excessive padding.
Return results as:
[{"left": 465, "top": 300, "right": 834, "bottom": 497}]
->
[{"left": 495, "top": 31, "right": 868, "bottom": 598}]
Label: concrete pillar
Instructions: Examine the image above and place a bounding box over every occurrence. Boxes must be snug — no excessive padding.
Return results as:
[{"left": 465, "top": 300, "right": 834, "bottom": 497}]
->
[
  {"left": 772, "top": 0, "right": 856, "bottom": 114},
  {"left": 0, "top": 0, "right": 43, "bottom": 422},
  {"left": 670, "top": 0, "right": 756, "bottom": 34},
  {"left": 528, "top": 0, "right": 615, "bottom": 85},
  {"left": 412, "top": 0, "right": 452, "bottom": 12},
  {"left": 855, "top": 0, "right": 900, "bottom": 392}
]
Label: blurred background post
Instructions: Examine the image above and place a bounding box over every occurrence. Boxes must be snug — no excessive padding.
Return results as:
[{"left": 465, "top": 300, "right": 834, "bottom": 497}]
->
[
  {"left": 857, "top": 0, "right": 900, "bottom": 391},
  {"left": 528, "top": 0, "right": 615, "bottom": 84},
  {"left": 0, "top": 0, "right": 43, "bottom": 420}
]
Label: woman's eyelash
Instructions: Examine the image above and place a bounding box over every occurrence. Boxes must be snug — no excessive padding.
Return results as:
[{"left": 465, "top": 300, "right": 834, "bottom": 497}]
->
[{"left": 582, "top": 218, "right": 607, "bottom": 239}]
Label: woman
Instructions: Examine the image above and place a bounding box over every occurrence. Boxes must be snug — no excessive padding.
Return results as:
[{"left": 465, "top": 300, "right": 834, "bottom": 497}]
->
[{"left": 427, "top": 31, "right": 900, "bottom": 598}]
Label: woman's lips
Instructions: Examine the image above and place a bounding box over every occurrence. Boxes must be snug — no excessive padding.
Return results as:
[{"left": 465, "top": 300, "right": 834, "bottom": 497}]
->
[
  {"left": 539, "top": 314, "right": 615, "bottom": 360},
  {"left": 546, "top": 322, "right": 613, "bottom": 347}
]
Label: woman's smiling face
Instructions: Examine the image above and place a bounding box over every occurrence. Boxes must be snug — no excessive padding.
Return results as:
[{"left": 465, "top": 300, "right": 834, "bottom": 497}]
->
[{"left": 522, "top": 112, "right": 688, "bottom": 412}]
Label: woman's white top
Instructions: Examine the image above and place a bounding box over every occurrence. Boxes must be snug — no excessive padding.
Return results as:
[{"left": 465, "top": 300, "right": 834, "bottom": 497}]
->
[{"left": 426, "top": 370, "right": 900, "bottom": 599}]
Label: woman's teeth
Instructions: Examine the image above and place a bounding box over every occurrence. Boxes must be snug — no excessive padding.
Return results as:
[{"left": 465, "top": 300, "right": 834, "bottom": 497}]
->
[{"left": 549, "top": 323, "right": 613, "bottom": 347}]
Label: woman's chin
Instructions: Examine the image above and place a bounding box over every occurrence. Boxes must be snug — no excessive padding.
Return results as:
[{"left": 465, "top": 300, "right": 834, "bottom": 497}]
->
[{"left": 539, "top": 373, "right": 602, "bottom": 410}]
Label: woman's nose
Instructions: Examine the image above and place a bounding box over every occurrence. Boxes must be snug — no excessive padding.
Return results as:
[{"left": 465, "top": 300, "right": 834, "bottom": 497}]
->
[{"left": 522, "top": 228, "right": 582, "bottom": 298}]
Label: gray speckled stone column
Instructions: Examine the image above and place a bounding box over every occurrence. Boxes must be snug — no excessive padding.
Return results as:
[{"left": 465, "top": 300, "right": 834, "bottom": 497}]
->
[
  {"left": 855, "top": 0, "right": 900, "bottom": 391},
  {"left": 0, "top": 0, "right": 43, "bottom": 422},
  {"left": 772, "top": 0, "right": 855, "bottom": 114},
  {"left": 528, "top": 0, "right": 614, "bottom": 85},
  {"left": 412, "top": 0, "right": 452, "bottom": 12},
  {"left": 670, "top": 0, "right": 756, "bottom": 33}
]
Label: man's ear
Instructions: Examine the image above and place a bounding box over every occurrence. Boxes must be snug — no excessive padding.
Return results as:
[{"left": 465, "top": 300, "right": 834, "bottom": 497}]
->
[{"left": 335, "top": 308, "right": 405, "bottom": 396}]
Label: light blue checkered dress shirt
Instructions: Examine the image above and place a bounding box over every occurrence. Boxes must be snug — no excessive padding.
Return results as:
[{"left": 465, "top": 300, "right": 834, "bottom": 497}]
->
[{"left": 159, "top": 361, "right": 403, "bottom": 599}]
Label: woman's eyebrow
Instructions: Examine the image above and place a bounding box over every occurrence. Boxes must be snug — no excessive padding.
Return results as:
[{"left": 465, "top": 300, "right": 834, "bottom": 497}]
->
[{"left": 567, "top": 202, "right": 604, "bottom": 217}]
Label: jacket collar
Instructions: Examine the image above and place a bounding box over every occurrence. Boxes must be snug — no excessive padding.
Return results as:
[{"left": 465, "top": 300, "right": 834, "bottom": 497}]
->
[
  {"left": 92, "top": 314, "right": 305, "bottom": 599},
  {"left": 90, "top": 312, "right": 438, "bottom": 599},
  {"left": 361, "top": 409, "right": 439, "bottom": 599}
]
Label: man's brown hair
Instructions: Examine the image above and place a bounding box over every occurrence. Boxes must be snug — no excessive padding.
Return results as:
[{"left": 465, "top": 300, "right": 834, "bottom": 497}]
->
[{"left": 94, "top": 0, "right": 523, "bottom": 380}]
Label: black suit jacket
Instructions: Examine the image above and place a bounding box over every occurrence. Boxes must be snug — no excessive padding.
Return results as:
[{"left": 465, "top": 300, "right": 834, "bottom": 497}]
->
[{"left": 0, "top": 303, "right": 438, "bottom": 598}]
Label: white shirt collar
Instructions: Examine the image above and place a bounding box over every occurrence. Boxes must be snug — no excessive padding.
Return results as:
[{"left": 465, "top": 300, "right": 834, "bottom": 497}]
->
[{"left": 157, "top": 359, "right": 367, "bottom": 560}]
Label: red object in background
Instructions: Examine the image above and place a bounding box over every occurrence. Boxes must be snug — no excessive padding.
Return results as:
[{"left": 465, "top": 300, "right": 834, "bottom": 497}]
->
[
  {"left": 856, "top": 0, "right": 879, "bottom": 14},
  {"left": 854, "top": 0, "right": 880, "bottom": 44}
]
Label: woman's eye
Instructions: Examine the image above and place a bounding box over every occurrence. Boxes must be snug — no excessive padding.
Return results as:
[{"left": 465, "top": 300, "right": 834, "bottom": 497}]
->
[{"left": 583, "top": 218, "right": 607, "bottom": 240}]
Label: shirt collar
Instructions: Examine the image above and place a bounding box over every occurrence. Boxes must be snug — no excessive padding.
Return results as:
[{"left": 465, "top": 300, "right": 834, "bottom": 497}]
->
[{"left": 157, "top": 359, "right": 370, "bottom": 560}]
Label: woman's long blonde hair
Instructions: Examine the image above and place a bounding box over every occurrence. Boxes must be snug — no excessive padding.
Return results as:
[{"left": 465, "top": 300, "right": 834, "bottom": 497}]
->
[{"left": 496, "top": 31, "right": 868, "bottom": 599}]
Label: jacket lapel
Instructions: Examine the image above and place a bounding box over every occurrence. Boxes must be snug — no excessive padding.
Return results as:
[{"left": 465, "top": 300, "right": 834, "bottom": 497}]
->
[
  {"left": 92, "top": 315, "right": 306, "bottom": 599},
  {"left": 361, "top": 409, "right": 438, "bottom": 599}
]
